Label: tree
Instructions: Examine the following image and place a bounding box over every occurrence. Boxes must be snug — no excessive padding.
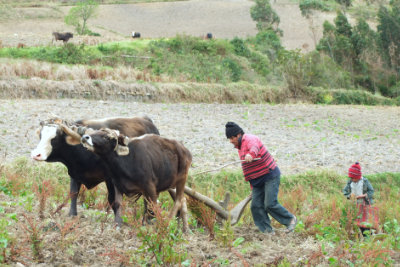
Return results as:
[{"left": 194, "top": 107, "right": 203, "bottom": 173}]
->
[
  {"left": 250, "top": 0, "right": 281, "bottom": 35},
  {"left": 64, "top": 0, "right": 99, "bottom": 35},
  {"left": 335, "top": 0, "right": 352, "bottom": 13},
  {"left": 299, "top": 0, "right": 331, "bottom": 46},
  {"left": 335, "top": 12, "right": 352, "bottom": 38},
  {"left": 377, "top": 0, "right": 400, "bottom": 69}
]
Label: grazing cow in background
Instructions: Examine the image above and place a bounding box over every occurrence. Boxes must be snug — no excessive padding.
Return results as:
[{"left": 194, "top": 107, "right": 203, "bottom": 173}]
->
[
  {"left": 31, "top": 116, "right": 160, "bottom": 220},
  {"left": 52, "top": 32, "right": 74, "bottom": 43},
  {"left": 131, "top": 31, "right": 141, "bottom": 38},
  {"left": 81, "top": 129, "right": 192, "bottom": 231}
]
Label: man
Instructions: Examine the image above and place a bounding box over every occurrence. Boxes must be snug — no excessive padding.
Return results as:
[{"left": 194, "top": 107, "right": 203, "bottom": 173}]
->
[{"left": 225, "top": 121, "right": 297, "bottom": 234}]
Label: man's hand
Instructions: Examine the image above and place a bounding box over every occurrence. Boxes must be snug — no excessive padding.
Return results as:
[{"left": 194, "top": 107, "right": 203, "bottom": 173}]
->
[{"left": 244, "top": 154, "right": 253, "bottom": 162}]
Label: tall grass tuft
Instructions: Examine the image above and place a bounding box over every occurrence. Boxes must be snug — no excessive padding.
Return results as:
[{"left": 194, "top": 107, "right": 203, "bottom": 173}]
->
[
  {"left": 33, "top": 180, "right": 53, "bottom": 220},
  {"left": 21, "top": 214, "right": 44, "bottom": 262},
  {"left": 135, "top": 201, "right": 187, "bottom": 265},
  {"left": 186, "top": 198, "right": 216, "bottom": 240},
  {"left": 101, "top": 247, "right": 131, "bottom": 266}
]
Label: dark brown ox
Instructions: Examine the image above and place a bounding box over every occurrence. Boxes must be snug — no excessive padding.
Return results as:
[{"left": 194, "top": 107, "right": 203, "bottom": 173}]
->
[
  {"left": 31, "top": 116, "right": 159, "bottom": 220},
  {"left": 52, "top": 32, "right": 74, "bottom": 43},
  {"left": 81, "top": 129, "right": 192, "bottom": 231}
]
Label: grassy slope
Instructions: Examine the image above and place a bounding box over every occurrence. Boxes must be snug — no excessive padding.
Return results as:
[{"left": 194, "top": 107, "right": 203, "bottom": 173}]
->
[{"left": 0, "top": 37, "right": 398, "bottom": 105}]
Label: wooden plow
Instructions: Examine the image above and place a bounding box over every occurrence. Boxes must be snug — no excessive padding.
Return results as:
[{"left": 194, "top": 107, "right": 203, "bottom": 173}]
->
[{"left": 170, "top": 186, "right": 252, "bottom": 226}]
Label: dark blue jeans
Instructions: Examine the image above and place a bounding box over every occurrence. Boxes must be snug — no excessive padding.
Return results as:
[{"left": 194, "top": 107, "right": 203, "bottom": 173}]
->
[{"left": 250, "top": 172, "right": 293, "bottom": 233}]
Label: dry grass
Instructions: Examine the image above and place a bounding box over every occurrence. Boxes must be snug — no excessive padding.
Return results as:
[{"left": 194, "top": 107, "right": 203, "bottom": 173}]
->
[
  {"left": 0, "top": 59, "right": 289, "bottom": 103},
  {"left": 187, "top": 198, "right": 216, "bottom": 240},
  {"left": 0, "top": 59, "right": 166, "bottom": 82}
]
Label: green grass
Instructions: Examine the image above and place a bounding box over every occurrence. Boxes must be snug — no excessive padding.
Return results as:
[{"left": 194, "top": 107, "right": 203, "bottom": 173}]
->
[
  {"left": 1, "top": 158, "right": 400, "bottom": 264},
  {"left": 0, "top": 158, "right": 399, "bottom": 264}
]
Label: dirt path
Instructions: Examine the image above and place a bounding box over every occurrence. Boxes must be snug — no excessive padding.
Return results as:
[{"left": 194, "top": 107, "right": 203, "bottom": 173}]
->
[
  {"left": 1, "top": 99, "right": 399, "bottom": 175},
  {"left": 0, "top": 0, "right": 334, "bottom": 51}
]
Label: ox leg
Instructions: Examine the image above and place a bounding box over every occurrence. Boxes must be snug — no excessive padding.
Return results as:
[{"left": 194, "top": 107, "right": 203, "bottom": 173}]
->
[
  {"left": 69, "top": 179, "right": 81, "bottom": 216},
  {"left": 105, "top": 179, "right": 117, "bottom": 216},
  {"left": 170, "top": 182, "right": 184, "bottom": 224},
  {"left": 181, "top": 197, "right": 188, "bottom": 233},
  {"left": 113, "top": 187, "right": 124, "bottom": 226},
  {"left": 142, "top": 190, "right": 158, "bottom": 225},
  {"left": 142, "top": 199, "right": 148, "bottom": 225}
]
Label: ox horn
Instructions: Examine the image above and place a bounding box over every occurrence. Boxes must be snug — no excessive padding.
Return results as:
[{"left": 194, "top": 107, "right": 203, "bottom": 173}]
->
[
  {"left": 60, "top": 124, "right": 82, "bottom": 144},
  {"left": 169, "top": 186, "right": 252, "bottom": 226}
]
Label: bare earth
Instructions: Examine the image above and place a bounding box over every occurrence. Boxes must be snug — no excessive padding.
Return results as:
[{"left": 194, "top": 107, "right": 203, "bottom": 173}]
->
[
  {"left": 1, "top": 99, "right": 399, "bottom": 175},
  {"left": 0, "top": 0, "right": 335, "bottom": 51}
]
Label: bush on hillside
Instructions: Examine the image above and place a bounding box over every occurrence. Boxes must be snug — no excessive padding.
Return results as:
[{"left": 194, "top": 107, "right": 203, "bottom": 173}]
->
[{"left": 308, "top": 87, "right": 398, "bottom": 105}]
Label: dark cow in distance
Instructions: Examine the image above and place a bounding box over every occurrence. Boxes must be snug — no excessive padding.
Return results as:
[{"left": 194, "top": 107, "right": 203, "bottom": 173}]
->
[
  {"left": 81, "top": 129, "right": 192, "bottom": 231},
  {"left": 52, "top": 32, "right": 74, "bottom": 43},
  {"left": 131, "top": 31, "right": 141, "bottom": 38},
  {"left": 31, "top": 116, "right": 160, "bottom": 219}
]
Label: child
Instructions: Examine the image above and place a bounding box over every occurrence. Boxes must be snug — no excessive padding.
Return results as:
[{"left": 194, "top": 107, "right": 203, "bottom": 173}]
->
[{"left": 343, "top": 162, "right": 375, "bottom": 235}]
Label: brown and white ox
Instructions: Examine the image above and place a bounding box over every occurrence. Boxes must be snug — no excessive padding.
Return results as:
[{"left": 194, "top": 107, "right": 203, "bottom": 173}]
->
[
  {"left": 80, "top": 129, "right": 192, "bottom": 231},
  {"left": 30, "top": 116, "right": 159, "bottom": 220}
]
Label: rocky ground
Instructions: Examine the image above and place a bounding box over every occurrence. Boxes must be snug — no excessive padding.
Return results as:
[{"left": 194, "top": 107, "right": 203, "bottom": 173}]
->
[{"left": 1, "top": 99, "right": 399, "bottom": 175}]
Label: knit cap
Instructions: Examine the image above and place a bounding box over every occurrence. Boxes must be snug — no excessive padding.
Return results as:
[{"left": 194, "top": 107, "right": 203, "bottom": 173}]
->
[
  {"left": 348, "top": 162, "right": 362, "bottom": 180},
  {"left": 225, "top": 122, "right": 244, "bottom": 138}
]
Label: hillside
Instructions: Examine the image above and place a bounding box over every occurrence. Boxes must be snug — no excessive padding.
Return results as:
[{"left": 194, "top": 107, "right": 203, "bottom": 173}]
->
[{"left": 0, "top": 0, "right": 334, "bottom": 51}]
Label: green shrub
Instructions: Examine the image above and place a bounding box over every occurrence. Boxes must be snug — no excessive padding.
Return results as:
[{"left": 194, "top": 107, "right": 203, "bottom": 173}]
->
[
  {"left": 308, "top": 87, "right": 398, "bottom": 106},
  {"left": 306, "top": 52, "right": 352, "bottom": 89},
  {"left": 135, "top": 204, "right": 187, "bottom": 265},
  {"left": 146, "top": 36, "right": 243, "bottom": 82},
  {"left": 383, "top": 219, "right": 400, "bottom": 249},
  {"left": 388, "top": 82, "right": 400, "bottom": 98},
  {"left": 250, "top": 30, "right": 282, "bottom": 60},
  {"left": 230, "top": 37, "right": 250, "bottom": 57},
  {"left": 149, "top": 35, "right": 230, "bottom": 56},
  {"left": 0, "top": 218, "right": 13, "bottom": 263},
  {"left": 249, "top": 50, "right": 271, "bottom": 76},
  {"left": 299, "top": 0, "right": 332, "bottom": 18},
  {"left": 277, "top": 49, "right": 311, "bottom": 96},
  {"left": 222, "top": 58, "right": 242, "bottom": 82}
]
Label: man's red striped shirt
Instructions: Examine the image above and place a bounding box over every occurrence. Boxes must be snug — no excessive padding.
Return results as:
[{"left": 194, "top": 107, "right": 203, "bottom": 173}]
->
[{"left": 237, "top": 134, "right": 277, "bottom": 181}]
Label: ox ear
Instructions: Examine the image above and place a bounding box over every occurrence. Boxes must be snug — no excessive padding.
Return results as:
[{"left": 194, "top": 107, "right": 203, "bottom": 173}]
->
[
  {"left": 66, "top": 136, "right": 81, "bottom": 145},
  {"left": 115, "top": 145, "right": 129, "bottom": 156}
]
